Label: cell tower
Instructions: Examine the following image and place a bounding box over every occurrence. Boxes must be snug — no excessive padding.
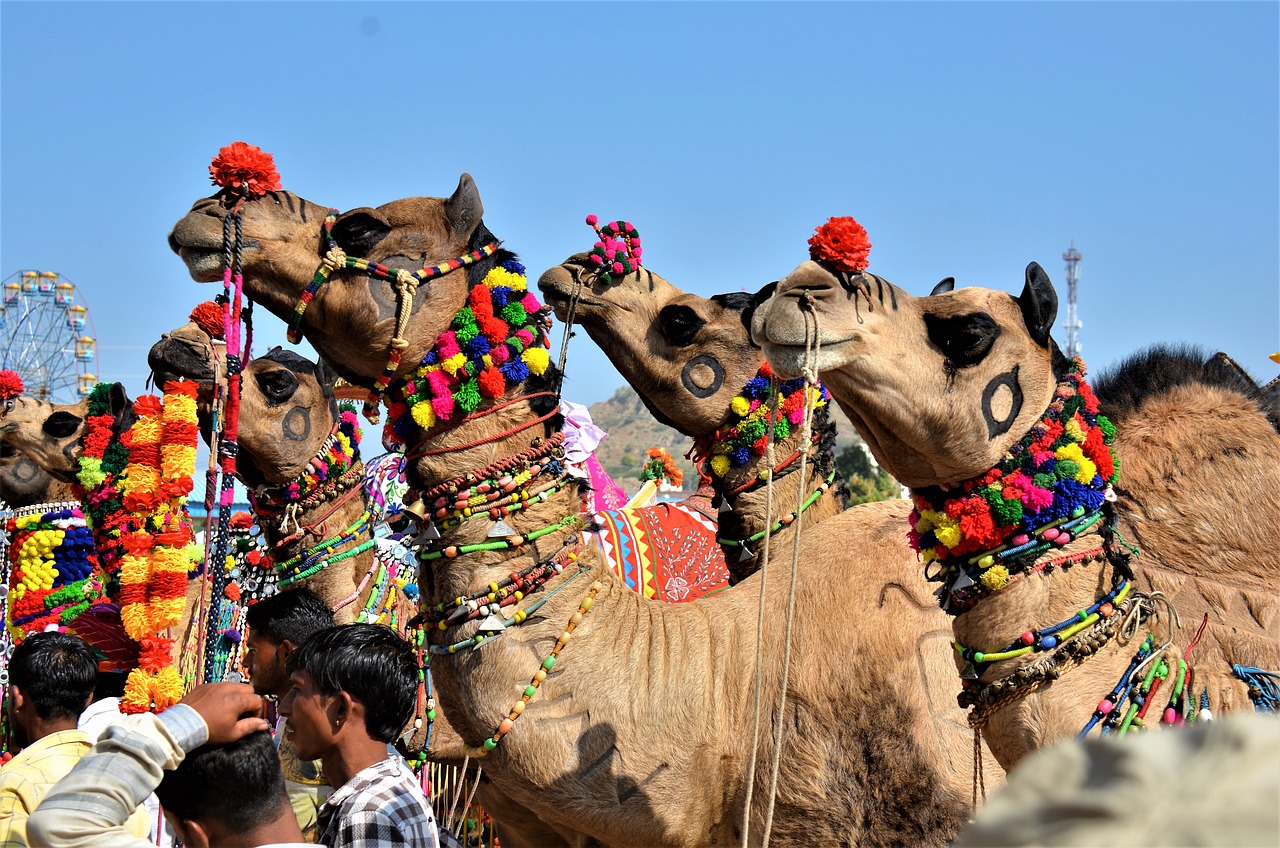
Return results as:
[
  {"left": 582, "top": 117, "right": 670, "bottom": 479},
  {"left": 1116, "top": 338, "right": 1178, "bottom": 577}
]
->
[{"left": 1062, "top": 244, "right": 1083, "bottom": 358}]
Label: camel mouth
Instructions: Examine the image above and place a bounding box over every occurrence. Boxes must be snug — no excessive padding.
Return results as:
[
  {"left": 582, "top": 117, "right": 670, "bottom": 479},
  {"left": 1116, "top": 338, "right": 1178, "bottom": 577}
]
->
[
  {"left": 169, "top": 227, "right": 261, "bottom": 282},
  {"left": 148, "top": 340, "right": 216, "bottom": 388},
  {"left": 762, "top": 338, "right": 861, "bottom": 379}
]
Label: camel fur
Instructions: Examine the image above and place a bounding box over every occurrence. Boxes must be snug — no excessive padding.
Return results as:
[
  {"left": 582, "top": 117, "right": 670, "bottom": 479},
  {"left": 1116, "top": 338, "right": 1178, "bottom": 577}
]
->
[
  {"left": 754, "top": 258, "right": 1280, "bottom": 769},
  {"left": 168, "top": 176, "right": 988, "bottom": 846}
]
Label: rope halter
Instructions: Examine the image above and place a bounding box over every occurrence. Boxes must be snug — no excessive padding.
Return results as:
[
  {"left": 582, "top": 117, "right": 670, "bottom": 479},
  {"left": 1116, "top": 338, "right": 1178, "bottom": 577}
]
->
[{"left": 287, "top": 210, "right": 500, "bottom": 421}]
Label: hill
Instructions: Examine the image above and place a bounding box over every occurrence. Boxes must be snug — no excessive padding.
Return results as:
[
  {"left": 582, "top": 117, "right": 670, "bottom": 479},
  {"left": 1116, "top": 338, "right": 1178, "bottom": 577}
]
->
[{"left": 585, "top": 385, "right": 870, "bottom": 498}]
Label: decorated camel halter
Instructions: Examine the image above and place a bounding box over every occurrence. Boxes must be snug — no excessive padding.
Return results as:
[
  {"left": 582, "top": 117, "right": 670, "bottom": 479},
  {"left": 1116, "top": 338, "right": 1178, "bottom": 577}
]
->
[
  {"left": 202, "top": 142, "right": 282, "bottom": 683},
  {"left": 287, "top": 210, "right": 500, "bottom": 425}
]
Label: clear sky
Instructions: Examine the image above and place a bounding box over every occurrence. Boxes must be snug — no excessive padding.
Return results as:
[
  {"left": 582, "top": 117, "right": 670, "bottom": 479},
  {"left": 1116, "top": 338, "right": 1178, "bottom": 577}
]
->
[{"left": 3, "top": 1, "right": 1277, "bottom": 418}]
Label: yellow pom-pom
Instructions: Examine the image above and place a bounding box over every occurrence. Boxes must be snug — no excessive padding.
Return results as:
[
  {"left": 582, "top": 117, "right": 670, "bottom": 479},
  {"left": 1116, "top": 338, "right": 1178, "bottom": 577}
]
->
[
  {"left": 442, "top": 353, "right": 468, "bottom": 377},
  {"left": 730, "top": 396, "right": 750, "bottom": 417},
  {"left": 523, "top": 347, "right": 550, "bottom": 376},
  {"left": 411, "top": 401, "right": 437, "bottom": 430},
  {"left": 1063, "top": 417, "right": 1085, "bottom": 443},
  {"left": 711, "top": 455, "right": 731, "bottom": 477},
  {"left": 980, "top": 565, "right": 1010, "bottom": 591}
]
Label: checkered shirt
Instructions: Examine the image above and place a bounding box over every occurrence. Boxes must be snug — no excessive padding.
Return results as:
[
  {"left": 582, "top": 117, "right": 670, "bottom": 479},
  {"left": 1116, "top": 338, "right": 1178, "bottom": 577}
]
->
[{"left": 318, "top": 756, "right": 458, "bottom": 848}]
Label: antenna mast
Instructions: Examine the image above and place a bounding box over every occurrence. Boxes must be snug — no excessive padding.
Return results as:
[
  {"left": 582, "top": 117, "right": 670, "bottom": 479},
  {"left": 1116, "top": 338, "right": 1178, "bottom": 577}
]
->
[{"left": 1062, "top": 244, "right": 1083, "bottom": 358}]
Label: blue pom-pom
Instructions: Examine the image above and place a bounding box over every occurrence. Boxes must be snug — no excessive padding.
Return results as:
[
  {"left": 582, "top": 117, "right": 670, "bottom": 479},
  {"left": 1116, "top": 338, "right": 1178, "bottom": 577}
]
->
[
  {"left": 490, "top": 286, "right": 511, "bottom": 308},
  {"left": 464, "top": 335, "right": 491, "bottom": 356},
  {"left": 403, "top": 582, "right": 420, "bottom": 601},
  {"left": 501, "top": 359, "right": 530, "bottom": 382},
  {"left": 502, "top": 259, "right": 526, "bottom": 275}
]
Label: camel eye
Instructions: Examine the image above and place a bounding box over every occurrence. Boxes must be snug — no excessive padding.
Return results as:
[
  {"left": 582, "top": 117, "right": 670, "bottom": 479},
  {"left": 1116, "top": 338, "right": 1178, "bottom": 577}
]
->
[
  {"left": 43, "top": 411, "right": 83, "bottom": 439},
  {"left": 658, "top": 304, "right": 707, "bottom": 347},
  {"left": 255, "top": 368, "right": 299, "bottom": 405},
  {"left": 923, "top": 311, "right": 1000, "bottom": 368}
]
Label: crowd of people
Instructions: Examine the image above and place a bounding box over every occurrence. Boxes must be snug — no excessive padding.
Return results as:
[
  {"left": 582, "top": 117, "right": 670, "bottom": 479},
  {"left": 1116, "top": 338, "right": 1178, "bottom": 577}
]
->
[{"left": 0, "top": 588, "right": 460, "bottom": 848}]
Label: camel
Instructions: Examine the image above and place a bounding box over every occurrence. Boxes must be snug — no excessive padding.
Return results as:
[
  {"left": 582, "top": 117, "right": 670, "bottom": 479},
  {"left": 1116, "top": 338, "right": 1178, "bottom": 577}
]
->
[
  {"left": 753, "top": 255, "right": 1280, "bottom": 770},
  {"left": 167, "top": 175, "right": 1002, "bottom": 847},
  {"left": 538, "top": 256, "right": 848, "bottom": 585}
]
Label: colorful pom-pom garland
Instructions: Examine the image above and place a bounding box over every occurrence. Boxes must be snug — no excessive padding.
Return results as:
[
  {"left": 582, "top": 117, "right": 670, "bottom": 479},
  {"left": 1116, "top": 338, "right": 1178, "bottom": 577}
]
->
[
  {"left": 584, "top": 215, "right": 642, "bottom": 286},
  {"left": 379, "top": 259, "right": 552, "bottom": 450},
  {"left": 708, "top": 362, "right": 829, "bottom": 478},
  {"left": 908, "top": 358, "right": 1118, "bottom": 567},
  {"left": 75, "top": 381, "right": 200, "bottom": 713},
  {"left": 4, "top": 505, "right": 108, "bottom": 645}
]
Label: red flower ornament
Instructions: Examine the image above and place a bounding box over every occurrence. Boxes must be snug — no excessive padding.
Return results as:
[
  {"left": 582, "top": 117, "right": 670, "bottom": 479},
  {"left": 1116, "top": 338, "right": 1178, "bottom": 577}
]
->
[
  {"left": 0, "top": 370, "right": 24, "bottom": 401},
  {"left": 808, "top": 216, "right": 872, "bottom": 273},
  {"left": 209, "top": 142, "right": 282, "bottom": 199},
  {"left": 189, "top": 301, "right": 226, "bottom": 340}
]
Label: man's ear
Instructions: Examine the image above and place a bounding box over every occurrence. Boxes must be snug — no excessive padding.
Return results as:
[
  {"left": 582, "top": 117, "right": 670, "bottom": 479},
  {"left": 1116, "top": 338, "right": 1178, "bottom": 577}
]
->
[
  {"left": 278, "top": 639, "right": 299, "bottom": 663},
  {"left": 9, "top": 684, "right": 25, "bottom": 712},
  {"left": 172, "top": 817, "right": 210, "bottom": 848}
]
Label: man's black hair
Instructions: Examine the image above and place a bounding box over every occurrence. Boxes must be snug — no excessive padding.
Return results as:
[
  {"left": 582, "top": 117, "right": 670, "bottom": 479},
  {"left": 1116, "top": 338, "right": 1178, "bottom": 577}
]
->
[
  {"left": 289, "top": 624, "right": 417, "bottom": 744},
  {"left": 155, "top": 730, "right": 287, "bottom": 832},
  {"left": 9, "top": 631, "right": 97, "bottom": 720},
  {"left": 244, "top": 587, "right": 334, "bottom": 646}
]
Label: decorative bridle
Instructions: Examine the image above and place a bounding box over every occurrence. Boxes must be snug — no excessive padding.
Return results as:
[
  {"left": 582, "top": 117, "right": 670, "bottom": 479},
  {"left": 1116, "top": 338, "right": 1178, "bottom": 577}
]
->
[{"left": 286, "top": 209, "right": 500, "bottom": 423}]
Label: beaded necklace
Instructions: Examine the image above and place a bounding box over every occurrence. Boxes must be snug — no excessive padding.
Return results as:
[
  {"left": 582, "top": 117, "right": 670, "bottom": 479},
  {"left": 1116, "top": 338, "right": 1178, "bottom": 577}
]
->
[
  {"left": 378, "top": 259, "right": 554, "bottom": 451},
  {"left": 717, "top": 471, "right": 837, "bottom": 556},
  {"left": 463, "top": 573, "right": 602, "bottom": 758},
  {"left": 707, "top": 363, "right": 830, "bottom": 478},
  {"left": 273, "top": 512, "right": 375, "bottom": 587},
  {"left": 910, "top": 359, "right": 1119, "bottom": 609}
]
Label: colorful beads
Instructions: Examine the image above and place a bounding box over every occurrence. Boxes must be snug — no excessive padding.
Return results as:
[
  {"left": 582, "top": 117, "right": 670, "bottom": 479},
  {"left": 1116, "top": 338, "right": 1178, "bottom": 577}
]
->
[{"left": 467, "top": 578, "right": 603, "bottom": 758}]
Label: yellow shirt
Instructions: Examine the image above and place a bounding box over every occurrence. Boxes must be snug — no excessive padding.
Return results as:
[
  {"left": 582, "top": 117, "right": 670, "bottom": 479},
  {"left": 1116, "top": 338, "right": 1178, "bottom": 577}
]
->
[{"left": 0, "top": 729, "right": 150, "bottom": 847}]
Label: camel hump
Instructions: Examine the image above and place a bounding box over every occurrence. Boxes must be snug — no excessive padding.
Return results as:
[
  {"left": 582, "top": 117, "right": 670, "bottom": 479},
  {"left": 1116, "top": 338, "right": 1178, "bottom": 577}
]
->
[{"left": 1094, "top": 343, "right": 1279, "bottom": 429}]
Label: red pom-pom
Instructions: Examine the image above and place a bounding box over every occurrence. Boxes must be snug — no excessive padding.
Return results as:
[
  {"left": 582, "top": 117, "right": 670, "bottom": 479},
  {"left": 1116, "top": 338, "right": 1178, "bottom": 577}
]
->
[
  {"left": 478, "top": 366, "right": 507, "bottom": 399},
  {"left": 0, "top": 370, "right": 24, "bottom": 401},
  {"left": 230, "top": 512, "right": 254, "bottom": 529},
  {"left": 209, "top": 142, "right": 282, "bottom": 199},
  {"left": 808, "top": 216, "right": 871, "bottom": 273},
  {"left": 189, "top": 301, "right": 226, "bottom": 340}
]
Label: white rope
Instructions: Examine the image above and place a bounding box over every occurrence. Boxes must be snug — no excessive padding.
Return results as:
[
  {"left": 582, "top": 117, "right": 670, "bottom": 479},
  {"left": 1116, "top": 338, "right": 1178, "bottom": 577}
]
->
[
  {"left": 760, "top": 295, "right": 821, "bottom": 846},
  {"left": 445, "top": 754, "right": 471, "bottom": 832}
]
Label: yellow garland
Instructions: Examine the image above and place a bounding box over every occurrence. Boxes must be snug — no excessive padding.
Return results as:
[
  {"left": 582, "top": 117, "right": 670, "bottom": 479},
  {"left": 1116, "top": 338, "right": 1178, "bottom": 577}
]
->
[{"left": 113, "top": 383, "right": 200, "bottom": 713}]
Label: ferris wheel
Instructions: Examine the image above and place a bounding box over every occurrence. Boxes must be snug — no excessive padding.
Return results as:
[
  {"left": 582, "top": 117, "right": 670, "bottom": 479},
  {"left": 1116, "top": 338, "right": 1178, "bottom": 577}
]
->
[{"left": 0, "top": 271, "right": 98, "bottom": 402}]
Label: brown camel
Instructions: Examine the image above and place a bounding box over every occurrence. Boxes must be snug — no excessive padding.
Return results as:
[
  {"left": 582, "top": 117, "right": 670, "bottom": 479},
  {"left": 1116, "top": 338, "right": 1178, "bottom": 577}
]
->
[
  {"left": 168, "top": 176, "right": 999, "bottom": 847},
  {"left": 538, "top": 256, "right": 848, "bottom": 584},
  {"left": 753, "top": 257, "right": 1280, "bottom": 769}
]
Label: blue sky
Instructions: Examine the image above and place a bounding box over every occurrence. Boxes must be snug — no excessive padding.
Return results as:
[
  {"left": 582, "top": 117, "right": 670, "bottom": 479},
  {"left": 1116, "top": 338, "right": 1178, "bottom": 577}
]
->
[{"left": 3, "top": 1, "right": 1277, "bottom": 420}]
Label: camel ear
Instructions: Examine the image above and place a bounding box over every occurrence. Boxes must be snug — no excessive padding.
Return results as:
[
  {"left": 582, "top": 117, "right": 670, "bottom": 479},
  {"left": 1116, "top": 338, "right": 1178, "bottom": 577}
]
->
[
  {"left": 445, "top": 173, "right": 484, "bottom": 239},
  {"left": 314, "top": 357, "right": 340, "bottom": 398},
  {"left": 108, "top": 383, "right": 131, "bottom": 417},
  {"left": 930, "top": 277, "right": 955, "bottom": 296},
  {"left": 332, "top": 209, "right": 391, "bottom": 258},
  {"left": 1016, "top": 262, "right": 1058, "bottom": 348}
]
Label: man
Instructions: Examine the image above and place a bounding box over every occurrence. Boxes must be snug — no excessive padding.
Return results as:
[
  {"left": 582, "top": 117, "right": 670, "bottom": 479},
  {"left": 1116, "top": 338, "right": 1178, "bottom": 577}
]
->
[
  {"left": 280, "top": 624, "right": 442, "bottom": 848},
  {"left": 0, "top": 631, "right": 149, "bottom": 846},
  {"left": 27, "top": 681, "right": 309, "bottom": 848},
  {"left": 244, "top": 587, "right": 335, "bottom": 839}
]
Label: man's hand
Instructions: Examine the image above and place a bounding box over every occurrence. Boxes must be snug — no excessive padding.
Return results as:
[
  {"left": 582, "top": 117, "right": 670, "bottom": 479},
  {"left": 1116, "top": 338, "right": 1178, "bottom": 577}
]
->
[{"left": 178, "top": 682, "right": 270, "bottom": 745}]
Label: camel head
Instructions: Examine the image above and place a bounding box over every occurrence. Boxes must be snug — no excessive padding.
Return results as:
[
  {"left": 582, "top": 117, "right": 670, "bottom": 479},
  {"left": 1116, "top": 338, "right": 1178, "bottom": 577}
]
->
[
  {"left": 149, "top": 321, "right": 343, "bottom": 492},
  {"left": 168, "top": 175, "right": 491, "bottom": 389},
  {"left": 0, "top": 388, "right": 130, "bottom": 483},
  {"left": 753, "top": 259, "right": 1069, "bottom": 488},
  {"left": 538, "top": 253, "right": 769, "bottom": 435},
  {"left": 228, "top": 349, "right": 342, "bottom": 491}
]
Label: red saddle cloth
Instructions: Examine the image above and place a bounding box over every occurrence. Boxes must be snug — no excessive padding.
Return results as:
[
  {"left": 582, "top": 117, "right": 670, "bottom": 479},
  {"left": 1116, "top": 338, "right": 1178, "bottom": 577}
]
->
[{"left": 590, "top": 489, "right": 728, "bottom": 603}]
